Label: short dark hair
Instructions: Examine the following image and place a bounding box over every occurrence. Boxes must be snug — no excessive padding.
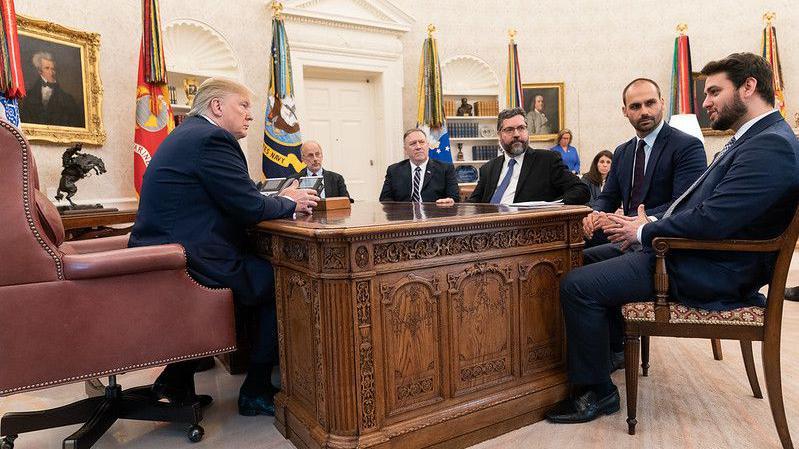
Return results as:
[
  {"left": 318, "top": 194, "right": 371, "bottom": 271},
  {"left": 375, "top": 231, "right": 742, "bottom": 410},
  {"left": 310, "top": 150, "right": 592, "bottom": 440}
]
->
[
  {"left": 622, "top": 78, "right": 661, "bottom": 106},
  {"left": 700, "top": 52, "right": 775, "bottom": 106},
  {"left": 403, "top": 128, "right": 426, "bottom": 142},
  {"left": 497, "top": 107, "right": 527, "bottom": 131}
]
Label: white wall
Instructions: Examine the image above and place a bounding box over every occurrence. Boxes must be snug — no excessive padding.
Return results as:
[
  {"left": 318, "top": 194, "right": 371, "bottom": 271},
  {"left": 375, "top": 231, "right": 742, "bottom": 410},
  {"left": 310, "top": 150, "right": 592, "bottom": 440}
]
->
[{"left": 19, "top": 0, "right": 799, "bottom": 205}]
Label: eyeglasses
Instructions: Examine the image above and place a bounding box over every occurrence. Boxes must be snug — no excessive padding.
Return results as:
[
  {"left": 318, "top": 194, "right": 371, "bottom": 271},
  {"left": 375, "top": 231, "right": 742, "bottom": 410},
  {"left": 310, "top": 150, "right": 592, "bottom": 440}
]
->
[{"left": 500, "top": 125, "right": 528, "bottom": 135}]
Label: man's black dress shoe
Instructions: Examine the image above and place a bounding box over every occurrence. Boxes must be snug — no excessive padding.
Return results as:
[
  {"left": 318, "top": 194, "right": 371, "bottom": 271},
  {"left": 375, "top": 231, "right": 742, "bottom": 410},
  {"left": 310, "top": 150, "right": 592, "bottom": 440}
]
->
[
  {"left": 785, "top": 286, "right": 799, "bottom": 302},
  {"left": 238, "top": 391, "right": 275, "bottom": 416},
  {"left": 545, "top": 386, "right": 620, "bottom": 423},
  {"left": 152, "top": 379, "right": 213, "bottom": 407}
]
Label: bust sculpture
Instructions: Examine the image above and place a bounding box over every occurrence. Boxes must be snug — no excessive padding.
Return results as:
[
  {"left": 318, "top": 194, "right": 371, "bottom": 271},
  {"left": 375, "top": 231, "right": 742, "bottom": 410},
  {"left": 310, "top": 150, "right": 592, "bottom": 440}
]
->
[{"left": 456, "top": 98, "right": 472, "bottom": 116}]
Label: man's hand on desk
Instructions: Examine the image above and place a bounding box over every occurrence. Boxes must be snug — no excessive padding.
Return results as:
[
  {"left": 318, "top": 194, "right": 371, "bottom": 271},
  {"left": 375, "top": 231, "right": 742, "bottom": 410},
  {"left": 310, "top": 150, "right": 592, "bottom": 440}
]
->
[
  {"left": 280, "top": 179, "right": 320, "bottom": 215},
  {"left": 436, "top": 198, "right": 455, "bottom": 207},
  {"left": 604, "top": 204, "right": 650, "bottom": 251}
]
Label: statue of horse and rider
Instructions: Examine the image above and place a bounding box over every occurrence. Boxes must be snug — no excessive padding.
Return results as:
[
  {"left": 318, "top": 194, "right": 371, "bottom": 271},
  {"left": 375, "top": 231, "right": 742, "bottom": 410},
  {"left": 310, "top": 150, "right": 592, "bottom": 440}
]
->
[{"left": 55, "top": 143, "right": 107, "bottom": 209}]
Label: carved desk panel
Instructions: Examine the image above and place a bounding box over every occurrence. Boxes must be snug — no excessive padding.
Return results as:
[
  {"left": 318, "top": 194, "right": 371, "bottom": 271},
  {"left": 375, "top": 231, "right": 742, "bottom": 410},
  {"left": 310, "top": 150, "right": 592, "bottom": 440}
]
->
[{"left": 253, "top": 202, "right": 590, "bottom": 449}]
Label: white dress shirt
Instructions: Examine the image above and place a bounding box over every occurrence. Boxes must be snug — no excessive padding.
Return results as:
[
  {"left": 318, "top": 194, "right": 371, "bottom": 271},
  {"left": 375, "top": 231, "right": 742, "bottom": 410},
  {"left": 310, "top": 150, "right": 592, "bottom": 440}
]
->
[
  {"left": 41, "top": 77, "right": 53, "bottom": 106},
  {"left": 496, "top": 152, "right": 525, "bottom": 205},
  {"left": 308, "top": 167, "right": 325, "bottom": 198}
]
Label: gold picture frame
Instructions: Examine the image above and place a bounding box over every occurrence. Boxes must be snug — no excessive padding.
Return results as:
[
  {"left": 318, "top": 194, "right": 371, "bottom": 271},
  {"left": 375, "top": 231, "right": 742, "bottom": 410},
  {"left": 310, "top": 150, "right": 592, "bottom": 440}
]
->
[
  {"left": 17, "top": 15, "right": 105, "bottom": 145},
  {"left": 691, "top": 72, "right": 734, "bottom": 136},
  {"left": 521, "top": 82, "right": 564, "bottom": 142}
]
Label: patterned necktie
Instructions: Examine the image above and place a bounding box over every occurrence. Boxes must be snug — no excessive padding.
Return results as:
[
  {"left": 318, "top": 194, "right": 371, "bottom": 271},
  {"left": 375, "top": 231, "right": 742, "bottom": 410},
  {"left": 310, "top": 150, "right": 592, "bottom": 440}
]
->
[
  {"left": 412, "top": 166, "right": 422, "bottom": 203},
  {"left": 663, "top": 136, "right": 737, "bottom": 218},
  {"left": 628, "top": 139, "right": 647, "bottom": 211},
  {"left": 490, "top": 158, "right": 517, "bottom": 204}
]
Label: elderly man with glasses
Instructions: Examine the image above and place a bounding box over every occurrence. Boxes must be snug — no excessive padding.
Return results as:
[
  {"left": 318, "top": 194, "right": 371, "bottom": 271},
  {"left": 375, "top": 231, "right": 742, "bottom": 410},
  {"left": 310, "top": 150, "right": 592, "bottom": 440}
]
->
[{"left": 468, "top": 107, "right": 589, "bottom": 205}]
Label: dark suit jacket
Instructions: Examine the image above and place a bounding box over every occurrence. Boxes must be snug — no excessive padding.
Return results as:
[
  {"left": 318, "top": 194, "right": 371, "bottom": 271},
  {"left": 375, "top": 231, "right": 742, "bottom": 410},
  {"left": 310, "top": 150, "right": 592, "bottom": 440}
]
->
[
  {"left": 290, "top": 167, "right": 350, "bottom": 199},
  {"left": 379, "top": 158, "right": 460, "bottom": 202},
  {"left": 580, "top": 174, "right": 603, "bottom": 208},
  {"left": 642, "top": 111, "right": 799, "bottom": 310},
  {"left": 19, "top": 78, "right": 83, "bottom": 127},
  {"left": 129, "top": 116, "right": 295, "bottom": 306},
  {"left": 468, "top": 148, "right": 589, "bottom": 204},
  {"left": 594, "top": 122, "right": 707, "bottom": 216}
]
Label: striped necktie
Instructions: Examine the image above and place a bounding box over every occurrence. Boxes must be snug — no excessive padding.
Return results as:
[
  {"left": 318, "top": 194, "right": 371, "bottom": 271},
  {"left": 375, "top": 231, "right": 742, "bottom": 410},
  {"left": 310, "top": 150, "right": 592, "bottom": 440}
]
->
[
  {"left": 663, "top": 136, "right": 737, "bottom": 218},
  {"left": 412, "top": 166, "right": 422, "bottom": 203}
]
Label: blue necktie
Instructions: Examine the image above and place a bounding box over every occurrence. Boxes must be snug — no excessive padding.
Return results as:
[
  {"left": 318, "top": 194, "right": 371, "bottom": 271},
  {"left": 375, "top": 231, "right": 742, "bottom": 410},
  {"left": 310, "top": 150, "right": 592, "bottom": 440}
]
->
[
  {"left": 663, "top": 136, "right": 737, "bottom": 218},
  {"left": 490, "top": 158, "right": 517, "bottom": 204}
]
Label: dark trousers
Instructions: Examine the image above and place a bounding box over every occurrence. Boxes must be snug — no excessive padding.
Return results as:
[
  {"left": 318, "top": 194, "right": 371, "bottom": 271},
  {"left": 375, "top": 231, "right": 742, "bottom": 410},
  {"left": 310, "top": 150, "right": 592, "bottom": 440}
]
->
[
  {"left": 160, "top": 302, "right": 278, "bottom": 387},
  {"left": 583, "top": 243, "right": 626, "bottom": 353},
  {"left": 561, "top": 247, "right": 655, "bottom": 385}
]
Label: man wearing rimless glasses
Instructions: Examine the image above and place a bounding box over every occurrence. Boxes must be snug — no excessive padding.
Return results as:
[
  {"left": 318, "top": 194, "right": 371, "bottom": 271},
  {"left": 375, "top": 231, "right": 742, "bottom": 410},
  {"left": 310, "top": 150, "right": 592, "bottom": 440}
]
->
[{"left": 468, "top": 107, "right": 589, "bottom": 205}]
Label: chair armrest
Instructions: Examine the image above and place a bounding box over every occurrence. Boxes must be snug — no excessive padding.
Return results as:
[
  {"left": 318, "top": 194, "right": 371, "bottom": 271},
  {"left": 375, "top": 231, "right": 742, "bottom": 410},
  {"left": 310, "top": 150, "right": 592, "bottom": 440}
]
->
[
  {"left": 651, "top": 236, "right": 783, "bottom": 256},
  {"left": 63, "top": 244, "right": 186, "bottom": 280},
  {"left": 61, "top": 235, "right": 130, "bottom": 254}
]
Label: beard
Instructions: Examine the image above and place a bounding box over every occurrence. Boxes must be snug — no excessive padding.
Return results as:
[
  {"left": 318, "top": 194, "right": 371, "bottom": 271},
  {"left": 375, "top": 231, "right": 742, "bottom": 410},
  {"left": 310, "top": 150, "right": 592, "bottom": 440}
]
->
[
  {"left": 500, "top": 138, "right": 527, "bottom": 157},
  {"left": 631, "top": 114, "right": 659, "bottom": 134},
  {"left": 710, "top": 93, "right": 747, "bottom": 131}
]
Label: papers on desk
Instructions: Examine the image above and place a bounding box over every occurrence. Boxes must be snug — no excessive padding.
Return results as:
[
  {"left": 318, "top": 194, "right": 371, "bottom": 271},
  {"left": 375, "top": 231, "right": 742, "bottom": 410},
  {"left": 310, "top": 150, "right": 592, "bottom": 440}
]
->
[{"left": 507, "top": 199, "right": 564, "bottom": 208}]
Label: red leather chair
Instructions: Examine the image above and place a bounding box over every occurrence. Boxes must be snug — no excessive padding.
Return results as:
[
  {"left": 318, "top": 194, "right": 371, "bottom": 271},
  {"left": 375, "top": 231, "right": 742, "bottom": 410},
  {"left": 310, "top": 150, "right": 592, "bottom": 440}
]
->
[{"left": 0, "top": 122, "right": 236, "bottom": 447}]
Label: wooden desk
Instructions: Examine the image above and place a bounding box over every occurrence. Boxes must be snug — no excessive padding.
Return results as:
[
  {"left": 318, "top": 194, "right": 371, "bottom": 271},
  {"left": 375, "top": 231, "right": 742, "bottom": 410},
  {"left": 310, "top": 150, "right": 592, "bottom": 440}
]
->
[
  {"left": 61, "top": 209, "right": 137, "bottom": 240},
  {"left": 253, "top": 202, "right": 590, "bottom": 449}
]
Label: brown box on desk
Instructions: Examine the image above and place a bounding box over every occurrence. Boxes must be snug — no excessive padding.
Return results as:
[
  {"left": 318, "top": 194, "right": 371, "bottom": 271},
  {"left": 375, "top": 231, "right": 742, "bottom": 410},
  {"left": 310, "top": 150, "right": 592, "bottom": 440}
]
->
[{"left": 315, "top": 197, "right": 351, "bottom": 211}]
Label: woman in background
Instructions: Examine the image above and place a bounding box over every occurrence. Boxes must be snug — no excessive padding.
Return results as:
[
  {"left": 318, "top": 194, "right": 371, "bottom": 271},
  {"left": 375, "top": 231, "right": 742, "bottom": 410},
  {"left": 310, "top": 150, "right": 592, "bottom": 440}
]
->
[
  {"left": 581, "top": 150, "right": 612, "bottom": 208},
  {"left": 550, "top": 129, "right": 580, "bottom": 174}
]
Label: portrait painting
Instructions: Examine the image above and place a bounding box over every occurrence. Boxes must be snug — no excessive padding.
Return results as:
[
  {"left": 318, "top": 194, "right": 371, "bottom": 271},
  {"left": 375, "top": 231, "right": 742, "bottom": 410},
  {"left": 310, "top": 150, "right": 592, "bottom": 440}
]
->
[
  {"left": 691, "top": 72, "right": 734, "bottom": 136},
  {"left": 17, "top": 15, "right": 105, "bottom": 145},
  {"left": 521, "top": 82, "right": 564, "bottom": 142}
]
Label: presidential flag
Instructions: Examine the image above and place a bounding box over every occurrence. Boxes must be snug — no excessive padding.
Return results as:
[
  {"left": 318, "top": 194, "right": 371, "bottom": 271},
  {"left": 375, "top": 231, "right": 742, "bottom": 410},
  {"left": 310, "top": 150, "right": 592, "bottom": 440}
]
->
[
  {"left": 262, "top": 2, "right": 304, "bottom": 178},
  {"left": 133, "top": 0, "right": 174, "bottom": 194},
  {"left": 0, "top": 0, "right": 25, "bottom": 127},
  {"left": 416, "top": 25, "right": 452, "bottom": 163}
]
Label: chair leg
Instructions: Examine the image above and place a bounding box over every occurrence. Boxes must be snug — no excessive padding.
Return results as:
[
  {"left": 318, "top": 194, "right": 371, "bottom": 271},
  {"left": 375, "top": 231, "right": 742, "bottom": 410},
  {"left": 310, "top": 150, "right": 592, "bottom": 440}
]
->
[
  {"left": 762, "top": 338, "right": 794, "bottom": 449},
  {"left": 625, "top": 333, "right": 641, "bottom": 435},
  {"left": 0, "top": 396, "right": 104, "bottom": 436},
  {"left": 740, "top": 340, "right": 763, "bottom": 399},
  {"left": 640, "top": 336, "right": 650, "bottom": 377},
  {"left": 711, "top": 338, "right": 723, "bottom": 360}
]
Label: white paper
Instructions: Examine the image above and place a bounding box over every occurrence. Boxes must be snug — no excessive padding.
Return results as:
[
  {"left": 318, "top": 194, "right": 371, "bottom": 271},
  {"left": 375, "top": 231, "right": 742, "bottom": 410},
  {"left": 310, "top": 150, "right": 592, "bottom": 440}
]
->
[{"left": 507, "top": 200, "right": 564, "bottom": 208}]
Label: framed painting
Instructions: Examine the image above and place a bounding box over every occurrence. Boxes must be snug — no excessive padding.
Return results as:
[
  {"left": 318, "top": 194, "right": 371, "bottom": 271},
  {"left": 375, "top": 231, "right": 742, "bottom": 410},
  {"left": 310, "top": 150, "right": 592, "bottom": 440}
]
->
[
  {"left": 691, "top": 72, "right": 734, "bottom": 136},
  {"left": 521, "top": 82, "right": 564, "bottom": 142},
  {"left": 17, "top": 15, "right": 105, "bottom": 145}
]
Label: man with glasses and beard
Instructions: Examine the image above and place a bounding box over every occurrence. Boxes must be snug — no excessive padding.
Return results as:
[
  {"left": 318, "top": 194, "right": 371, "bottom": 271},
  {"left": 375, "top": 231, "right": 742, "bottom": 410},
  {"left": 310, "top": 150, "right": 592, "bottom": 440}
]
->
[
  {"left": 468, "top": 107, "right": 589, "bottom": 205},
  {"left": 545, "top": 52, "right": 799, "bottom": 425}
]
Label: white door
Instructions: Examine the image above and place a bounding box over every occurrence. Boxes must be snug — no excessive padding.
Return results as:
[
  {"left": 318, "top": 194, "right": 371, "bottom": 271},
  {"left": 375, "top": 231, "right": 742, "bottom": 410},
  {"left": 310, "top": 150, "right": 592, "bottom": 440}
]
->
[{"left": 303, "top": 76, "right": 378, "bottom": 202}]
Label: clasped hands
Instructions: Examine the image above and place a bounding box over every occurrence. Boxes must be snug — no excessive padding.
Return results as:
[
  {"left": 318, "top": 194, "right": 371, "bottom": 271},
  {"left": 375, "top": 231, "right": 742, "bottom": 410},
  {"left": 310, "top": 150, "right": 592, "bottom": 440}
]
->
[
  {"left": 280, "top": 179, "right": 321, "bottom": 214},
  {"left": 582, "top": 204, "right": 651, "bottom": 251}
]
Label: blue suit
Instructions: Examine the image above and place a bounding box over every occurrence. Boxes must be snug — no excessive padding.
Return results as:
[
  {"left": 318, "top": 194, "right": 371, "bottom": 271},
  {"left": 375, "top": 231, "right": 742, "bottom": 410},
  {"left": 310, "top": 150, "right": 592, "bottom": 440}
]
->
[
  {"left": 594, "top": 122, "right": 707, "bottom": 217},
  {"left": 130, "top": 116, "right": 295, "bottom": 306},
  {"left": 561, "top": 111, "right": 799, "bottom": 385}
]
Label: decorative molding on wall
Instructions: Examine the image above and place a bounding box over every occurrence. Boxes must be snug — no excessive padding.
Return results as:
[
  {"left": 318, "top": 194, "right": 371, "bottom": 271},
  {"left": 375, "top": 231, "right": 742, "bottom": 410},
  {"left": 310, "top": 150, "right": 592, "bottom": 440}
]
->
[
  {"left": 163, "top": 19, "right": 241, "bottom": 79},
  {"left": 441, "top": 55, "right": 499, "bottom": 96},
  {"left": 280, "top": 0, "right": 414, "bottom": 35}
]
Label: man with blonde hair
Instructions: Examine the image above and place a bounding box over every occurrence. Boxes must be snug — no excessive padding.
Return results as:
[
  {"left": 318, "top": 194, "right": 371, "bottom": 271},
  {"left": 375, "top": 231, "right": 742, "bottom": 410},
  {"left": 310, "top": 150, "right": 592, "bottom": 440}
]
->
[{"left": 130, "top": 77, "right": 320, "bottom": 417}]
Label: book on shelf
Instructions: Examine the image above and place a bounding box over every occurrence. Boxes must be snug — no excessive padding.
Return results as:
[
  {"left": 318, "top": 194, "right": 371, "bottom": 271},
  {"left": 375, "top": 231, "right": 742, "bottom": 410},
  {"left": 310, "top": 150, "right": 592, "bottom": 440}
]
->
[
  {"left": 474, "top": 100, "right": 499, "bottom": 117},
  {"left": 444, "top": 99, "right": 457, "bottom": 117}
]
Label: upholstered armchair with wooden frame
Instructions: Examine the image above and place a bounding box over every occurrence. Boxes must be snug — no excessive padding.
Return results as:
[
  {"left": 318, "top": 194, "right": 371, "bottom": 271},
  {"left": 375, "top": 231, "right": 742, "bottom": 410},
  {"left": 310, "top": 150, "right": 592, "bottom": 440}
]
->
[
  {"left": 621, "top": 207, "right": 799, "bottom": 449},
  {"left": 0, "top": 122, "right": 236, "bottom": 448}
]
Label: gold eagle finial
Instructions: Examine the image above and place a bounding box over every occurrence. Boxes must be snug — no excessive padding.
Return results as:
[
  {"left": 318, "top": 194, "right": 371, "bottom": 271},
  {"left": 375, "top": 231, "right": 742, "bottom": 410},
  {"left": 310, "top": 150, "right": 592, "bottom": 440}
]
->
[{"left": 676, "top": 23, "right": 688, "bottom": 35}]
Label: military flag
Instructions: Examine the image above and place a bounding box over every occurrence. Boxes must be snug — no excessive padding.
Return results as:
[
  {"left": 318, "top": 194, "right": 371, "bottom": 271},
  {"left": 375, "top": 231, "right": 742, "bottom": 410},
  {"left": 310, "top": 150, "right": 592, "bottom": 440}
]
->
[
  {"left": 416, "top": 25, "right": 451, "bottom": 163},
  {"left": 133, "top": 0, "right": 174, "bottom": 194},
  {"left": 668, "top": 24, "right": 695, "bottom": 118},
  {"left": 762, "top": 12, "right": 786, "bottom": 117},
  {"left": 0, "top": 0, "right": 25, "bottom": 127},
  {"left": 262, "top": 1, "right": 304, "bottom": 178},
  {"left": 505, "top": 30, "right": 523, "bottom": 109}
]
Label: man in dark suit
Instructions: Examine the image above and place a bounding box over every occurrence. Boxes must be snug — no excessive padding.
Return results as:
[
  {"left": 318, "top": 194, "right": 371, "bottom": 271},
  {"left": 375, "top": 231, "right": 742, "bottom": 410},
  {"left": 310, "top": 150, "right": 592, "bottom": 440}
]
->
[
  {"left": 582, "top": 79, "right": 707, "bottom": 370},
  {"left": 468, "top": 107, "right": 589, "bottom": 205},
  {"left": 19, "top": 52, "right": 83, "bottom": 127},
  {"left": 379, "top": 128, "right": 459, "bottom": 205},
  {"left": 546, "top": 53, "right": 799, "bottom": 424},
  {"left": 130, "top": 78, "right": 319, "bottom": 417},
  {"left": 290, "top": 140, "right": 350, "bottom": 199}
]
